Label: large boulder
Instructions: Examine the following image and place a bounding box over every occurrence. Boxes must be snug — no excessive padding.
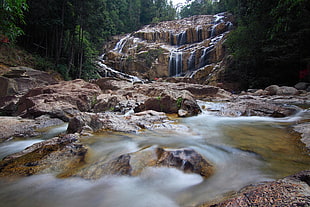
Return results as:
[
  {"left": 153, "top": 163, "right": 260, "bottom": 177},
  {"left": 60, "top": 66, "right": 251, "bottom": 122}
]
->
[
  {"left": 0, "top": 134, "right": 87, "bottom": 177},
  {"left": 200, "top": 170, "right": 310, "bottom": 207},
  {"left": 72, "top": 146, "right": 214, "bottom": 179}
]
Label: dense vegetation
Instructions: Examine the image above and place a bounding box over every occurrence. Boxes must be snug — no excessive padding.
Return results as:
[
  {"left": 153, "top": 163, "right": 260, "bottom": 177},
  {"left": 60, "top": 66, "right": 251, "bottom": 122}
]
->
[
  {"left": 1, "top": 0, "right": 309, "bottom": 88},
  {"left": 1, "top": 0, "right": 176, "bottom": 80},
  {"left": 181, "top": 0, "right": 310, "bottom": 88}
]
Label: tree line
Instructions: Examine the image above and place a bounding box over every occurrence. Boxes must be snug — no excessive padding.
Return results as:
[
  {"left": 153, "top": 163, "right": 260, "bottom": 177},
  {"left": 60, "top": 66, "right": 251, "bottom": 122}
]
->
[
  {"left": 1, "top": 0, "right": 176, "bottom": 80},
  {"left": 180, "top": 0, "right": 310, "bottom": 88}
]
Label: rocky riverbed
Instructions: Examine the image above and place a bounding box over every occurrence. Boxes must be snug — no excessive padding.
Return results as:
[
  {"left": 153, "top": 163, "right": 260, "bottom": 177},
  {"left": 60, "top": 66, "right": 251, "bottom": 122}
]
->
[{"left": 0, "top": 67, "right": 309, "bottom": 206}]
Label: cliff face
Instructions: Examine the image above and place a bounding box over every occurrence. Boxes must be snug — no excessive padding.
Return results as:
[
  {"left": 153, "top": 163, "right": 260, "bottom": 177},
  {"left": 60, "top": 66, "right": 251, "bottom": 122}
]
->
[{"left": 100, "top": 13, "right": 235, "bottom": 84}]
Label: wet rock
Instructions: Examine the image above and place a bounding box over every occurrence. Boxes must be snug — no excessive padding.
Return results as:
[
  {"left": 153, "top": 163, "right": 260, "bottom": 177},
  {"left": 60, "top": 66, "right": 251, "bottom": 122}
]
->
[
  {"left": 73, "top": 147, "right": 213, "bottom": 179},
  {"left": 200, "top": 170, "right": 310, "bottom": 207},
  {"left": 294, "top": 122, "right": 310, "bottom": 150},
  {"left": 0, "top": 134, "right": 87, "bottom": 176},
  {"left": 0, "top": 115, "right": 64, "bottom": 142},
  {"left": 100, "top": 13, "right": 234, "bottom": 82}
]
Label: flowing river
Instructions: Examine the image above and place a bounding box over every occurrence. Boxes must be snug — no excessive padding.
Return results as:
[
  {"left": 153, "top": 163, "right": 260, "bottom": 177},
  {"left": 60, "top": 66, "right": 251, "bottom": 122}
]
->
[{"left": 0, "top": 102, "right": 309, "bottom": 207}]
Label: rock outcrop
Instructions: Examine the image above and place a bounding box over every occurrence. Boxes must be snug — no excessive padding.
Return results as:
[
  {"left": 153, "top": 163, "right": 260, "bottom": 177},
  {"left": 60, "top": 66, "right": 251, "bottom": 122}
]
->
[{"left": 99, "top": 13, "right": 234, "bottom": 84}]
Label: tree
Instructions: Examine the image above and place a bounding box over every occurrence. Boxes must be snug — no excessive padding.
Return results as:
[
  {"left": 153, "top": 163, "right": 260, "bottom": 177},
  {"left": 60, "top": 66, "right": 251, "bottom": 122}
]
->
[
  {"left": 0, "top": 0, "right": 28, "bottom": 42},
  {"left": 224, "top": 0, "right": 310, "bottom": 88}
]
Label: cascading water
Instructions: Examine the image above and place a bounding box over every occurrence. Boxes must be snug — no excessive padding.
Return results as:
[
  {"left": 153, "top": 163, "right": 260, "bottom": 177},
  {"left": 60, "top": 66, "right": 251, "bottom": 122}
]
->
[
  {"left": 169, "top": 50, "right": 183, "bottom": 77},
  {"left": 113, "top": 34, "right": 131, "bottom": 53},
  {"left": 177, "top": 31, "right": 187, "bottom": 46},
  {"left": 0, "top": 102, "right": 309, "bottom": 207},
  {"left": 187, "top": 51, "right": 196, "bottom": 71},
  {"left": 199, "top": 46, "right": 213, "bottom": 68}
]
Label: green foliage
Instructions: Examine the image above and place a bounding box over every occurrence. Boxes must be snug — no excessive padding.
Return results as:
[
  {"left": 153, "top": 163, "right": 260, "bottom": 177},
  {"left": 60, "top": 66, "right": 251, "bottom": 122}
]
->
[
  {"left": 222, "top": 0, "right": 310, "bottom": 89},
  {"left": 177, "top": 97, "right": 183, "bottom": 108},
  {"left": 180, "top": 0, "right": 222, "bottom": 17},
  {"left": 18, "top": 0, "right": 176, "bottom": 80},
  {"left": 0, "top": 0, "right": 28, "bottom": 41}
]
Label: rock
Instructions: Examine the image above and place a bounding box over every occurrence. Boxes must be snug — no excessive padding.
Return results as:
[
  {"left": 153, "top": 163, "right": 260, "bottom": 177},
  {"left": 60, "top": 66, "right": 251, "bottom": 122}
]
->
[
  {"left": 73, "top": 146, "right": 214, "bottom": 179},
  {"left": 264, "top": 85, "right": 280, "bottom": 95},
  {"left": 0, "top": 134, "right": 87, "bottom": 176},
  {"left": 15, "top": 79, "right": 102, "bottom": 121},
  {"left": 99, "top": 13, "right": 234, "bottom": 83},
  {"left": 265, "top": 85, "right": 299, "bottom": 96},
  {"left": 0, "top": 115, "right": 64, "bottom": 142},
  {"left": 0, "top": 67, "right": 58, "bottom": 97},
  {"left": 204, "top": 96, "right": 300, "bottom": 117},
  {"left": 293, "top": 122, "right": 310, "bottom": 150},
  {"left": 67, "top": 111, "right": 188, "bottom": 134},
  {"left": 295, "top": 82, "right": 309, "bottom": 90},
  {"left": 276, "top": 86, "right": 299, "bottom": 95},
  {"left": 200, "top": 170, "right": 310, "bottom": 207}
]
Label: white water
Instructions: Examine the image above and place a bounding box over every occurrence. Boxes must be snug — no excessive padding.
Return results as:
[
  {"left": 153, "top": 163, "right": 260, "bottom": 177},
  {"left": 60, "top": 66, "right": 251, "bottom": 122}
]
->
[
  {"left": 169, "top": 50, "right": 183, "bottom": 76},
  {"left": 0, "top": 103, "right": 309, "bottom": 207},
  {"left": 113, "top": 34, "right": 131, "bottom": 53}
]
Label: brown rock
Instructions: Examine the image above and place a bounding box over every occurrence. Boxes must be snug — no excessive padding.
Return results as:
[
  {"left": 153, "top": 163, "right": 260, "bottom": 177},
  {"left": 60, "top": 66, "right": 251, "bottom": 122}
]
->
[
  {"left": 200, "top": 170, "right": 310, "bottom": 207},
  {"left": 0, "top": 134, "right": 87, "bottom": 177},
  {"left": 0, "top": 67, "right": 58, "bottom": 97},
  {"left": 74, "top": 147, "right": 214, "bottom": 179},
  {"left": 15, "top": 79, "right": 102, "bottom": 121}
]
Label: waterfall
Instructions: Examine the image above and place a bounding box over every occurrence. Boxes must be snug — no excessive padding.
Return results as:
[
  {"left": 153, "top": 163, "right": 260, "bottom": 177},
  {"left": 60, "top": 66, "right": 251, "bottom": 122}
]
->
[
  {"left": 96, "top": 56, "right": 144, "bottom": 83},
  {"left": 169, "top": 51, "right": 183, "bottom": 77},
  {"left": 114, "top": 34, "right": 130, "bottom": 53},
  {"left": 196, "top": 26, "right": 203, "bottom": 42},
  {"left": 210, "top": 25, "right": 217, "bottom": 38},
  {"left": 177, "top": 31, "right": 187, "bottom": 46},
  {"left": 199, "top": 46, "right": 213, "bottom": 68},
  {"left": 188, "top": 51, "right": 196, "bottom": 71}
]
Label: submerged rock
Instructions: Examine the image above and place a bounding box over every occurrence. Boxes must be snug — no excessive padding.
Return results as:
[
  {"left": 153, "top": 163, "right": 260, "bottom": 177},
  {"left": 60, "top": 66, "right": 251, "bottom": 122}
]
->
[
  {"left": 73, "top": 147, "right": 214, "bottom": 179},
  {"left": 0, "top": 134, "right": 87, "bottom": 176},
  {"left": 199, "top": 170, "right": 310, "bottom": 207}
]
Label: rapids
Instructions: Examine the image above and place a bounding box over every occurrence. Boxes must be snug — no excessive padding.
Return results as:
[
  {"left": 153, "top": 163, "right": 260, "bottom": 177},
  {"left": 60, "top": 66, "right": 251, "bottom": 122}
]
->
[{"left": 0, "top": 102, "right": 309, "bottom": 207}]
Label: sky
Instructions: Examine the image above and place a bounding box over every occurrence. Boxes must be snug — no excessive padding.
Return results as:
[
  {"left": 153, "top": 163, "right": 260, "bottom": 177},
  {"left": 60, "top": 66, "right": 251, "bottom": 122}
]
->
[{"left": 171, "top": 0, "right": 188, "bottom": 6}]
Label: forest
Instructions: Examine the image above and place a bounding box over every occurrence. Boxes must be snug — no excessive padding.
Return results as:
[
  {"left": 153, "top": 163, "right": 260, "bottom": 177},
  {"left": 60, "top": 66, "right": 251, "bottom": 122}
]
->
[{"left": 1, "top": 0, "right": 309, "bottom": 88}]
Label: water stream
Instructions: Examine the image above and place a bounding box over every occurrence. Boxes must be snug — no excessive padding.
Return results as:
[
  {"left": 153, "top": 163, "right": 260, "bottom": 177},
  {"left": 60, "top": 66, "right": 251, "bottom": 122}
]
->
[{"left": 0, "top": 103, "right": 309, "bottom": 207}]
